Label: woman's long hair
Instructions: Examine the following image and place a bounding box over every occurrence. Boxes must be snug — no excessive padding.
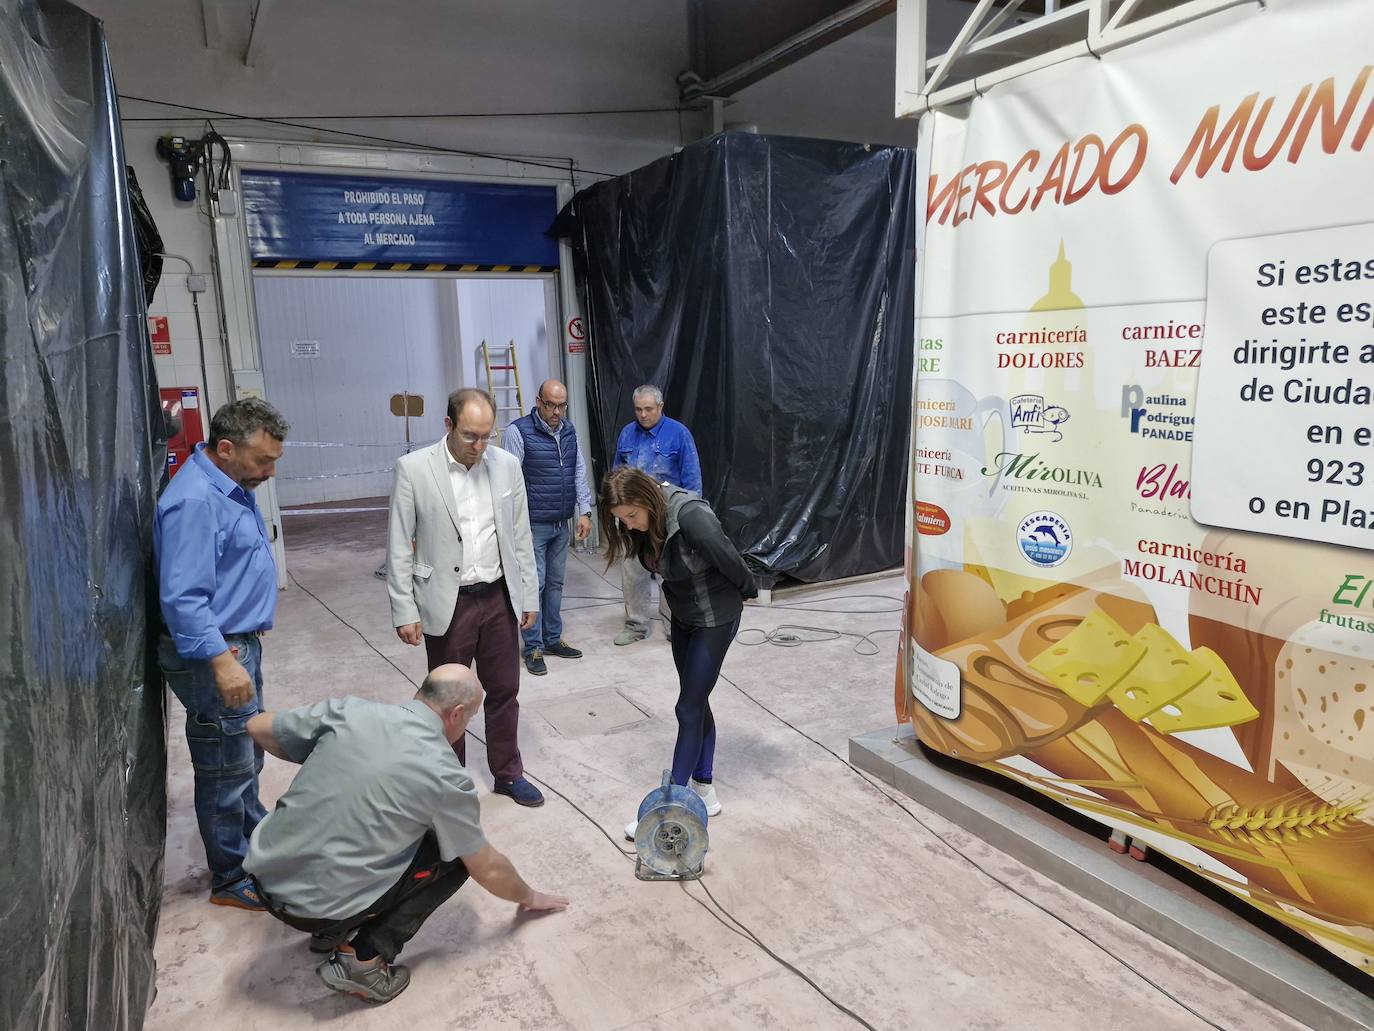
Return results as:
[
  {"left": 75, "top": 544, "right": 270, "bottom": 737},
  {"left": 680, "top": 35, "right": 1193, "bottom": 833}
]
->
[{"left": 599, "top": 466, "right": 667, "bottom": 569}]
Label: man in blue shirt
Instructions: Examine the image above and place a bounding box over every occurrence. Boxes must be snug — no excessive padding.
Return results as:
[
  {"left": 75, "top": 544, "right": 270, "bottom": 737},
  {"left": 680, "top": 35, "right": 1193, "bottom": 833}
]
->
[
  {"left": 155, "top": 397, "right": 289, "bottom": 911},
  {"left": 502, "top": 379, "right": 593, "bottom": 676},
  {"left": 611, "top": 384, "right": 702, "bottom": 645}
]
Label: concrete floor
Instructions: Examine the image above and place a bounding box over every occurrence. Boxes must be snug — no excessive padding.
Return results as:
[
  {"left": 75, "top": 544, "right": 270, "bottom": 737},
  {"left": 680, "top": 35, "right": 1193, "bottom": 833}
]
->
[{"left": 145, "top": 506, "right": 1306, "bottom": 1031}]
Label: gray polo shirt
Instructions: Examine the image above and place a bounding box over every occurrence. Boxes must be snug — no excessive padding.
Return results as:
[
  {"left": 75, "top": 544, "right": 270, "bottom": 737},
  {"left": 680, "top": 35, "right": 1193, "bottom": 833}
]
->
[{"left": 245, "top": 697, "right": 486, "bottom": 919}]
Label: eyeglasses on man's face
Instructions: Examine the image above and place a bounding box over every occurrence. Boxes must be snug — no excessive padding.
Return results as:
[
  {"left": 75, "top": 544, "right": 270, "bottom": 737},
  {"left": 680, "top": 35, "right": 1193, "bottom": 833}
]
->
[
  {"left": 538, "top": 397, "right": 569, "bottom": 413},
  {"left": 454, "top": 430, "right": 494, "bottom": 446}
]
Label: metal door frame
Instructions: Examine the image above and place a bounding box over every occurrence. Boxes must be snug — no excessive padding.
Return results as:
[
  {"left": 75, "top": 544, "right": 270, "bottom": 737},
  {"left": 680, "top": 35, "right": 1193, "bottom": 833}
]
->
[{"left": 205, "top": 138, "right": 586, "bottom": 584}]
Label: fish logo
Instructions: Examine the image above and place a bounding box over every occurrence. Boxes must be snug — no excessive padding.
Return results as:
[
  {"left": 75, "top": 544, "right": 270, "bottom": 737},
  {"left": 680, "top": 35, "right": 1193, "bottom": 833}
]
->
[{"left": 1017, "top": 510, "right": 1073, "bottom": 568}]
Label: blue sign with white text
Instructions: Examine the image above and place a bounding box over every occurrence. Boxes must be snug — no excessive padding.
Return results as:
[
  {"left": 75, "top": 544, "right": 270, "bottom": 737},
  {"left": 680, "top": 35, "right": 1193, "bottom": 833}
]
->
[{"left": 241, "top": 170, "right": 559, "bottom": 267}]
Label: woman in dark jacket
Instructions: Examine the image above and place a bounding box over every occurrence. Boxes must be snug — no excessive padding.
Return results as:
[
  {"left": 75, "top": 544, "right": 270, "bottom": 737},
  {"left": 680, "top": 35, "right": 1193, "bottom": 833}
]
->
[{"left": 599, "top": 466, "right": 757, "bottom": 837}]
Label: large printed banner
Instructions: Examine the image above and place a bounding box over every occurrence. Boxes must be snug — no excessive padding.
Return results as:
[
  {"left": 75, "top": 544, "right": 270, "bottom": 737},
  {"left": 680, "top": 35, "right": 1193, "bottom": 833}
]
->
[{"left": 903, "top": 0, "right": 1374, "bottom": 977}]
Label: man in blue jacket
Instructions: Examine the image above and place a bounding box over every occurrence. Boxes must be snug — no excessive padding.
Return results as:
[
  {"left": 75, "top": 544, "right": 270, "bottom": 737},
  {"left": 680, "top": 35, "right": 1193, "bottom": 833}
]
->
[
  {"left": 611, "top": 384, "right": 702, "bottom": 645},
  {"left": 155, "top": 396, "right": 289, "bottom": 911},
  {"left": 502, "top": 380, "right": 593, "bottom": 675}
]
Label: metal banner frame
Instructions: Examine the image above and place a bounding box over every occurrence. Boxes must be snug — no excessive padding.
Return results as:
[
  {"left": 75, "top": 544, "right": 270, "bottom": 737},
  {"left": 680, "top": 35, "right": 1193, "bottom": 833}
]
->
[{"left": 897, "top": 0, "right": 1255, "bottom": 116}]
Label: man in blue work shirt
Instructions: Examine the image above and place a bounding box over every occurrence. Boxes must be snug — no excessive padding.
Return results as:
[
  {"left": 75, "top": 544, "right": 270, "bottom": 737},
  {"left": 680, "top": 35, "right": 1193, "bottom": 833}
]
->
[
  {"left": 155, "top": 397, "right": 289, "bottom": 911},
  {"left": 611, "top": 384, "right": 702, "bottom": 645},
  {"left": 502, "top": 379, "right": 593, "bottom": 676}
]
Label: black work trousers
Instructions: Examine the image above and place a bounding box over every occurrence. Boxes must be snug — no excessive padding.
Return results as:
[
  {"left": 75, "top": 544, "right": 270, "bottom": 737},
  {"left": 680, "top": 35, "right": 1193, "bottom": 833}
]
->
[{"left": 254, "top": 832, "right": 469, "bottom": 963}]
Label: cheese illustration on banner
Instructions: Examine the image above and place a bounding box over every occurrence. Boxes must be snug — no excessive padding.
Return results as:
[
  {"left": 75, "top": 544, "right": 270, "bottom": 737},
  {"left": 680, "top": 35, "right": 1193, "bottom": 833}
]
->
[
  {"left": 1029, "top": 609, "right": 1145, "bottom": 705},
  {"left": 1107, "top": 624, "right": 1211, "bottom": 721},
  {"left": 1029, "top": 612, "right": 1260, "bottom": 731},
  {"left": 1146, "top": 647, "right": 1259, "bottom": 734}
]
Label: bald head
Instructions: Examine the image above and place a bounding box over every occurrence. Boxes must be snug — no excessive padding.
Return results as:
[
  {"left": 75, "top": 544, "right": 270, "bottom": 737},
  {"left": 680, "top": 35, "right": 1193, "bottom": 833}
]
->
[
  {"left": 417, "top": 663, "right": 482, "bottom": 716},
  {"left": 535, "top": 379, "right": 569, "bottom": 429}
]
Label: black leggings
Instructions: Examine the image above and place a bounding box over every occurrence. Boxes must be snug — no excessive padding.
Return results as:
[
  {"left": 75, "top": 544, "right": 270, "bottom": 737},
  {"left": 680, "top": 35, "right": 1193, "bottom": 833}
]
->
[
  {"left": 254, "top": 832, "right": 468, "bottom": 963},
  {"left": 669, "top": 615, "right": 740, "bottom": 786}
]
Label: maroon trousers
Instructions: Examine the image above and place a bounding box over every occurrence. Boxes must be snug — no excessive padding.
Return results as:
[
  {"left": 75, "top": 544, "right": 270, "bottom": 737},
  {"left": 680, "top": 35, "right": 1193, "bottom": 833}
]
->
[{"left": 423, "top": 580, "right": 524, "bottom": 782}]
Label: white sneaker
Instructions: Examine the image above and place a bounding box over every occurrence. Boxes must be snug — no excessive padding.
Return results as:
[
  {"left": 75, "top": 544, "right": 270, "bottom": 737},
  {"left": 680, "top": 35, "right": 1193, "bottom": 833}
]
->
[
  {"left": 624, "top": 819, "right": 638, "bottom": 841},
  {"left": 692, "top": 780, "right": 721, "bottom": 817}
]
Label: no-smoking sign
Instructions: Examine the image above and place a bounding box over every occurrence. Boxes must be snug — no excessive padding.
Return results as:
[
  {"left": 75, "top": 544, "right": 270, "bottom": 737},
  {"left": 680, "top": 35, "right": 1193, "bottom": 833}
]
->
[{"left": 567, "top": 316, "right": 586, "bottom": 354}]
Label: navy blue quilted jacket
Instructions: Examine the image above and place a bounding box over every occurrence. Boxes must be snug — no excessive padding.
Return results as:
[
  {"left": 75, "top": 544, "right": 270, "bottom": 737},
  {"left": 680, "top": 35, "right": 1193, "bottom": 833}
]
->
[{"left": 511, "top": 409, "right": 578, "bottom": 523}]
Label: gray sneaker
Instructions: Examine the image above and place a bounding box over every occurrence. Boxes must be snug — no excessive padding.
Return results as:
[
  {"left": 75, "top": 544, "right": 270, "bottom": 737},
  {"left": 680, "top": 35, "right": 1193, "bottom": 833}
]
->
[
  {"left": 317, "top": 946, "right": 411, "bottom": 1004},
  {"left": 614, "top": 627, "right": 648, "bottom": 646}
]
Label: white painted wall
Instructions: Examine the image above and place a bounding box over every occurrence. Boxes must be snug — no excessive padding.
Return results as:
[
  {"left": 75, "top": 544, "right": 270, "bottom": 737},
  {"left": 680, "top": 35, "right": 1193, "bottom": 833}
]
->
[
  {"left": 457, "top": 278, "right": 553, "bottom": 427},
  {"left": 253, "top": 276, "right": 458, "bottom": 505},
  {"left": 144, "top": 261, "right": 222, "bottom": 419},
  {"left": 250, "top": 274, "right": 551, "bottom": 504}
]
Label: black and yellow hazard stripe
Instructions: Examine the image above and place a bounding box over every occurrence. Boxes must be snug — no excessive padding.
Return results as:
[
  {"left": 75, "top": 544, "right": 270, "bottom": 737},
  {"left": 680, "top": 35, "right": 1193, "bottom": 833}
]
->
[{"left": 252, "top": 259, "right": 558, "bottom": 273}]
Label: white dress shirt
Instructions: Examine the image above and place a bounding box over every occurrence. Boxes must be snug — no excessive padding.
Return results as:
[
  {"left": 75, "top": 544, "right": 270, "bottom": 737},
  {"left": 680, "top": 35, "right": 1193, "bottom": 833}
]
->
[{"left": 446, "top": 445, "right": 503, "bottom": 586}]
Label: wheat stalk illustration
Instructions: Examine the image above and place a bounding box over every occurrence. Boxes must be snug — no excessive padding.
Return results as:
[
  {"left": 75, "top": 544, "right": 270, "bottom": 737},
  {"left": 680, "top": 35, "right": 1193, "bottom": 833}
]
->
[{"left": 1204, "top": 800, "right": 1369, "bottom": 846}]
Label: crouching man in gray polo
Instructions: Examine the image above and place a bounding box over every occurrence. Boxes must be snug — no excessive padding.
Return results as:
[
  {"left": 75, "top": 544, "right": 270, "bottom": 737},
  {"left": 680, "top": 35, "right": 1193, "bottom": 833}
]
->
[{"left": 243, "top": 663, "right": 568, "bottom": 1004}]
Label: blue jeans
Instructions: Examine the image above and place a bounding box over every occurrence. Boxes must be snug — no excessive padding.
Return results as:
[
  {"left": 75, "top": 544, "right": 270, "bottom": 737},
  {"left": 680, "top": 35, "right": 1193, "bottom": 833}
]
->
[
  {"left": 158, "top": 634, "right": 267, "bottom": 891},
  {"left": 523, "top": 519, "right": 570, "bottom": 656}
]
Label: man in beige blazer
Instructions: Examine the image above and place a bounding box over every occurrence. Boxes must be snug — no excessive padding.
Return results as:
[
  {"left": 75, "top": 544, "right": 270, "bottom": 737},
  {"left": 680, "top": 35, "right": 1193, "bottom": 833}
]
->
[{"left": 387, "top": 388, "right": 544, "bottom": 806}]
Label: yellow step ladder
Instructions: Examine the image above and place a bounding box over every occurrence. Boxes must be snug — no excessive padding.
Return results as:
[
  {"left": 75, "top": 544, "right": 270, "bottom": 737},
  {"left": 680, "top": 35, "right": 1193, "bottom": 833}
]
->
[{"left": 480, "top": 339, "right": 525, "bottom": 430}]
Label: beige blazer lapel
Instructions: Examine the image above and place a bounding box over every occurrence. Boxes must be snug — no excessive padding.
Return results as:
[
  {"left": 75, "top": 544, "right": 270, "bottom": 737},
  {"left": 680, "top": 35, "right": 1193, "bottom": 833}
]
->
[{"left": 427, "top": 440, "right": 463, "bottom": 537}]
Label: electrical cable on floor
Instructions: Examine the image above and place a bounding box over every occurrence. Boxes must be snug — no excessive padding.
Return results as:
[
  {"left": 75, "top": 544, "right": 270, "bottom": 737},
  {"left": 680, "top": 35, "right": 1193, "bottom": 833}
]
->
[
  {"left": 711, "top": 667, "right": 1233, "bottom": 1031},
  {"left": 574, "top": 550, "right": 904, "bottom": 655},
  {"left": 317, "top": 553, "right": 1235, "bottom": 1024},
  {"left": 736, "top": 624, "right": 901, "bottom": 656},
  {"left": 560, "top": 600, "right": 622, "bottom": 613},
  {"left": 676, "top": 880, "right": 879, "bottom": 1031},
  {"left": 288, "top": 567, "right": 878, "bottom": 1026},
  {"left": 287, "top": 571, "right": 423, "bottom": 687},
  {"left": 302, "top": 563, "right": 1223, "bottom": 1027},
  {"left": 736, "top": 592, "right": 902, "bottom": 654},
  {"left": 286, "top": 571, "right": 638, "bottom": 859},
  {"left": 570, "top": 548, "right": 623, "bottom": 591}
]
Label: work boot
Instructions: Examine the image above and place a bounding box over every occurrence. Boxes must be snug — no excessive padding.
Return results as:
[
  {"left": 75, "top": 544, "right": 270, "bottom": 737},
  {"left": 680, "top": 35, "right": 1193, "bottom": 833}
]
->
[
  {"left": 544, "top": 640, "right": 582, "bottom": 659},
  {"left": 524, "top": 650, "right": 547, "bottom": 675},
  {"left": 614, "top": 627, "right": 648, "bottom": 646},
  {"left": 317, "top": 944, "right": 410, "bottom": 1004}
]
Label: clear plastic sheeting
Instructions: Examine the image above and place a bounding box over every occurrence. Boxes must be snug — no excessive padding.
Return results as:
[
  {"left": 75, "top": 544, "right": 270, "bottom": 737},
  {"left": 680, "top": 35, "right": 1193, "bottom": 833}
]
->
[
  {"left": 1, "top": 2, "right": 167, "bottom": 1028},
  {"left": 557, "top": 133, "right": 916, "bottom": 585}
]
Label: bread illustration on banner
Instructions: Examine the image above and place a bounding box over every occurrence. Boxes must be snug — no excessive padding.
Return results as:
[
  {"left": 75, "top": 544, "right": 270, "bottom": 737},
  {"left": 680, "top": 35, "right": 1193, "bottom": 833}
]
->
[{"left": 907, "top": 570, "right": 1371, "bottom": 974}]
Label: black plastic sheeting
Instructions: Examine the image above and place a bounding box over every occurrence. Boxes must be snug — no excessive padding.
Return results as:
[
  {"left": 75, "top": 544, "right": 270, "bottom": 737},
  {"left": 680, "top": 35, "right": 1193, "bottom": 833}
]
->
[
  {"left": 1, "top": 2, "right": 167, "bottom": 1028},
  {"left": 127, "top": 165, "right": 165, "bottom": 308},
  {"left": 557, "top": 133, "right": 916, "bottom": 586}
]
